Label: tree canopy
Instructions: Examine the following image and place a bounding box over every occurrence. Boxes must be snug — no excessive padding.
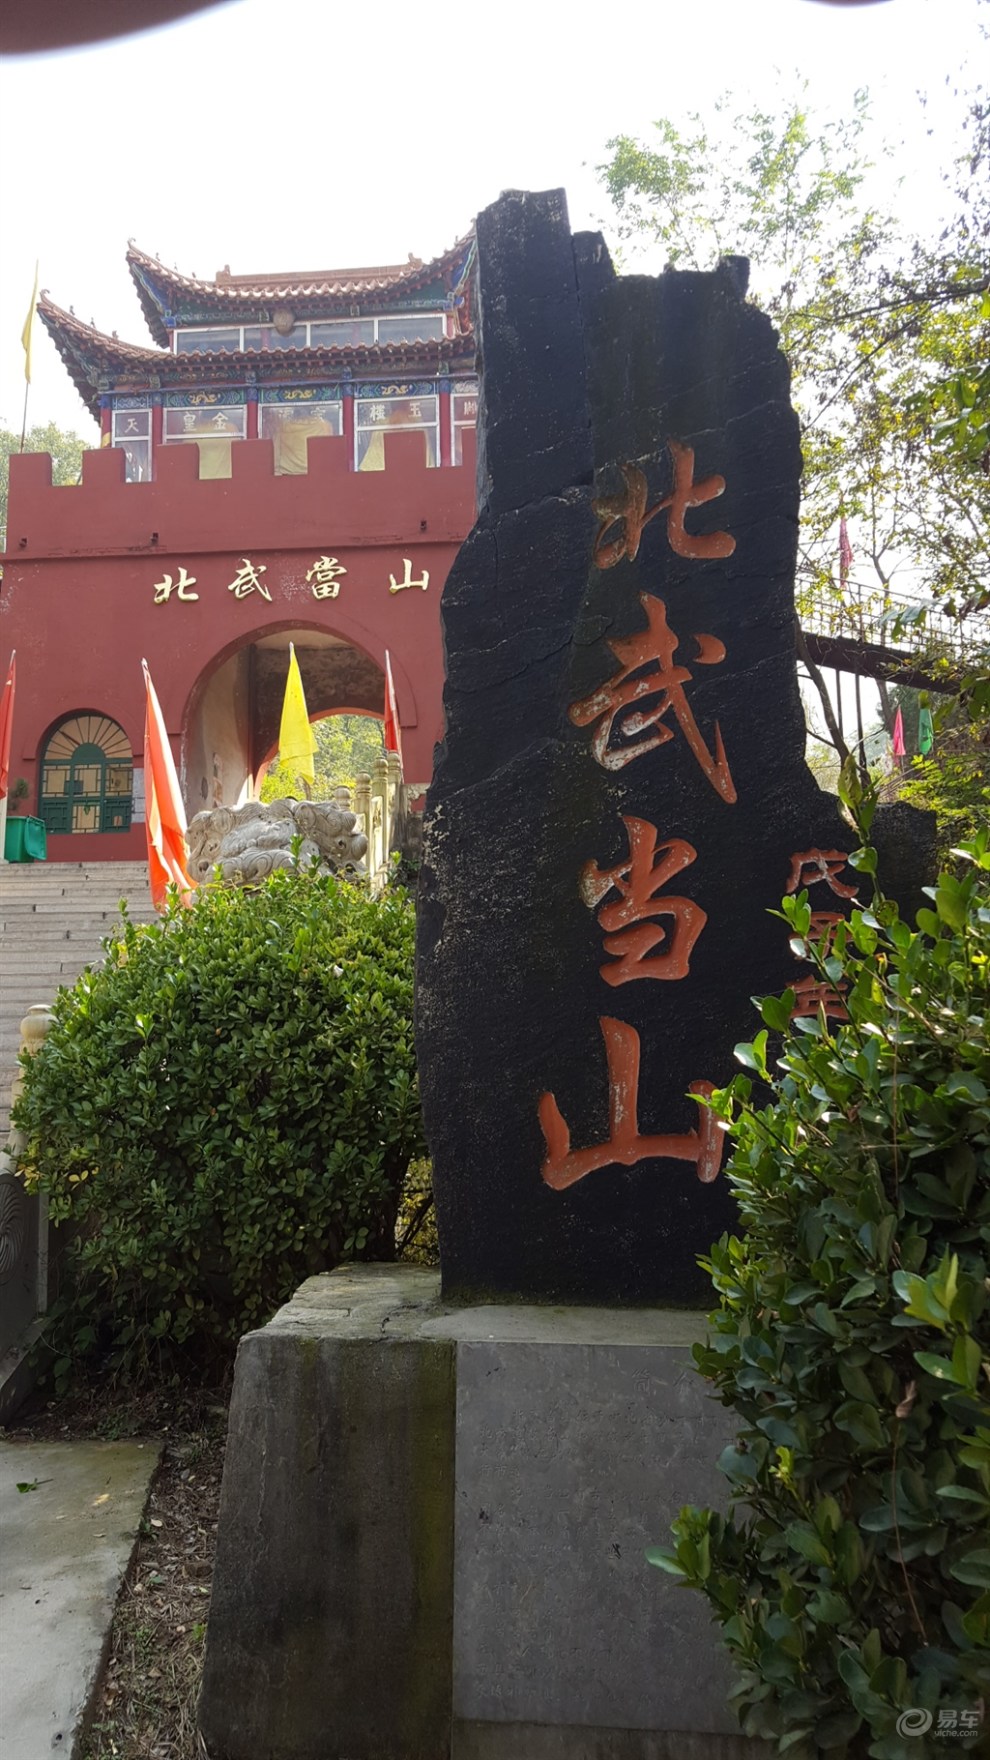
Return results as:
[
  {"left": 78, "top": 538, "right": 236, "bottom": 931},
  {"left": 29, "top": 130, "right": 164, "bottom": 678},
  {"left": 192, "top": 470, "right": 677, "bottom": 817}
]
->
[
  {"left": 260, "top": 711, "right": 385, "bottom": 802},
  {"left": 0, "top": 421, "right": 89, "bottom": 550},
  {"left": 597, "top": 79, "right": 990, "bottom": 707}
]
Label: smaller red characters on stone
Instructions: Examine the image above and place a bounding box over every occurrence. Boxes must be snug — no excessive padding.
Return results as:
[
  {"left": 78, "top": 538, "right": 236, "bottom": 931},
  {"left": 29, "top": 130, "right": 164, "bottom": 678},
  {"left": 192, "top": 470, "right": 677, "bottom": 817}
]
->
[
  {"left": 807, "top": 910, "right": 845, "bottom": 949},
  {"left": 569, "top": 592, "right": 736, "bottom": 801},
  {"left": 592, "top": 442, "right": 736, "bottom": 570},
  {"left": 785, "top": 849, "right": 858, "bottom": 1023},
  {"left": 785, "top": 849, "right": 859, "bottom": 899},
  {"left": 580, "top": 816, "right": 707, "bottom": 985},
  {"left": 789, "top": 975, "right": 850, "bottom": 1023},
  {"left": 539, "top": 1016, "right": 725, "bottom": 1191}
]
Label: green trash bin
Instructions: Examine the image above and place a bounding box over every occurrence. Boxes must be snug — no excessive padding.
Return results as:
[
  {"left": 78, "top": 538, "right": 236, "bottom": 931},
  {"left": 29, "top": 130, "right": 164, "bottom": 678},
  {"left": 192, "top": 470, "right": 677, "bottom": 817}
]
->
[{"left": 4, "top": 815, "right": 47, "bottom": 862}]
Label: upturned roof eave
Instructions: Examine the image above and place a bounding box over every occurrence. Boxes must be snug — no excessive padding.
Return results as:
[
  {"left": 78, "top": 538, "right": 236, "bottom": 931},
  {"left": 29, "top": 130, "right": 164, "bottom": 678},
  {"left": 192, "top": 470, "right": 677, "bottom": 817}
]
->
[
  {"left": 126, "top": 235, "right": 476, "bottom": 346},
  {"left": 38, "top": 295, "right": 477, "bottom": 419}
]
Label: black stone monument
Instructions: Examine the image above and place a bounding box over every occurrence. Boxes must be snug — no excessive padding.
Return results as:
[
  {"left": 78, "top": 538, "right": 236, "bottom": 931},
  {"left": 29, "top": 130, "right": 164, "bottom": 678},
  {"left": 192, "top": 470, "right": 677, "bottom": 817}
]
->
[{"left": 416, "top": 188, "right": 929, "bottom": 1306}]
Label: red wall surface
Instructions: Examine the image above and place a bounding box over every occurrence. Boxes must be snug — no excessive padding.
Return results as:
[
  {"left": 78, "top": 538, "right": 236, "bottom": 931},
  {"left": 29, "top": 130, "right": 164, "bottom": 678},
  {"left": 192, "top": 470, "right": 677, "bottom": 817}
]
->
[{"left": 1, "top": 431, "right": 477, "bottom": 861}]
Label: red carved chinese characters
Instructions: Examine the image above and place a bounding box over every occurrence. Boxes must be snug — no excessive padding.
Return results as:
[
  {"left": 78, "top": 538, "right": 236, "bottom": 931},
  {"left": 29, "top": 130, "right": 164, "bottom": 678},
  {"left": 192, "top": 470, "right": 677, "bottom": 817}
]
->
[
  {"left": 580, "top": 817, "right": 707, "bottom": 985},
  {"left": 538, "top": 433, "right": 735, "bottom": 1196},
  {"left": 786, "top": 849, "right": 859, "bottom": 900},
  {"left": 809, "top": 911, "right": 844, "bottom": 949},
  {"left": 539, "top": 1017, "right": 725, "bottom": 1189},
  {"left": 568, "top": 593, "right": 736, "bottom": 800},
  {"left": 785, "top": 848, "right": 859, "bottom": 1022},
  {"left": 593, "top": 443, "right": 736, "bottom": 570},
  {"left": 789, "top": 976, "right": 850, "bottom": 1022}
]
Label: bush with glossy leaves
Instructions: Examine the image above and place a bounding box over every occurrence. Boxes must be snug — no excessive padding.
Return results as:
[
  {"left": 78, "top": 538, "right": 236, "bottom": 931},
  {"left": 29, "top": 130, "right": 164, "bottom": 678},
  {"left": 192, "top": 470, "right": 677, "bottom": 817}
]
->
[
  {"left": 653, "top": 828, "right": 990, "bottom": 1759},
  {"left": 13, "top": 869, "right": 424, "bottom": 1380}
]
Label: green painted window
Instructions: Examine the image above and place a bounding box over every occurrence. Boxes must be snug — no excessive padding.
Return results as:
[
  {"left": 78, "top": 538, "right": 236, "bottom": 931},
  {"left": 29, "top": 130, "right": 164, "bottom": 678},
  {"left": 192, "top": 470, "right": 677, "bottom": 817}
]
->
[{"left": 40, "top": 715, "right": 133, "bottom": 835}]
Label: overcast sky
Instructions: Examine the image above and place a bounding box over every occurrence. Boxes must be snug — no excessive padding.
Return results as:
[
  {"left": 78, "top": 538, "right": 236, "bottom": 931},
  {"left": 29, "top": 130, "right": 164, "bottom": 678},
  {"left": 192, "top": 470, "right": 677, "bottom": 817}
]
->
[{"left": 0, "top": 0, "right": 983, "bottom": 438}]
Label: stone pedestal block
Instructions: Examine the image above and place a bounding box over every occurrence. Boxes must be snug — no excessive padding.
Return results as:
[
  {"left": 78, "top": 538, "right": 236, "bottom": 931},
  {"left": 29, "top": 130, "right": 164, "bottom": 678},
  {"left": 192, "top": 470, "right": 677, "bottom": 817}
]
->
[{"left": 199, "top": 1266, "right": 767, "bottom": 1760}]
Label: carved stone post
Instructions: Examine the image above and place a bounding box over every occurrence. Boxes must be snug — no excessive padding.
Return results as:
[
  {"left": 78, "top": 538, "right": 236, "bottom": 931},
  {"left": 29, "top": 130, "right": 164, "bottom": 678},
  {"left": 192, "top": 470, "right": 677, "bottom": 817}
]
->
[
  {"left": 333, "top": 785, "right": 352, "bottom": 813},
  {"left": 7, "top": 1005, "right": 55, "bottom": 1159},
  {"left": 1, "top": 1004, "right": 55, "bottom": 1419},
  {"left": 353, "top": 772, "right": 371, "bottom": 835},
  {"left": 371, "top": 755, "right": 390, "bottom": 884}
]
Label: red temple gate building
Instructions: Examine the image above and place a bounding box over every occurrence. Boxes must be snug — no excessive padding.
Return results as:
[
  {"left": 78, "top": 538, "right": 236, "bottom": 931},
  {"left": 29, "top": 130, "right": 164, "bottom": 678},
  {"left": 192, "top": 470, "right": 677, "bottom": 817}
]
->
[{"left": 0, "top": 238, "right": 479, "bottom": 863}]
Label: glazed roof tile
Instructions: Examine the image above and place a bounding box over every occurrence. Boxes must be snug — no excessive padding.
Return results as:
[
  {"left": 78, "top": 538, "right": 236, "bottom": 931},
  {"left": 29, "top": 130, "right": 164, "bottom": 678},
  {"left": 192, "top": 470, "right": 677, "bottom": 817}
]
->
[
  {"left": 127, "top": 237, "right": 476, "bottom": 345},
  {"left": 38, "top": 296, "right": 476, "bottom": 421}
]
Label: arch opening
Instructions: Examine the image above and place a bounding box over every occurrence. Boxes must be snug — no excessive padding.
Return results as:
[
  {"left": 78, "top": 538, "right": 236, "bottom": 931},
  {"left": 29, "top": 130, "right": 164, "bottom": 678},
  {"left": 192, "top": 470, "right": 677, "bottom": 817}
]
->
[{"left": 182, "top": 626, "right": 386, "bottom": 814}]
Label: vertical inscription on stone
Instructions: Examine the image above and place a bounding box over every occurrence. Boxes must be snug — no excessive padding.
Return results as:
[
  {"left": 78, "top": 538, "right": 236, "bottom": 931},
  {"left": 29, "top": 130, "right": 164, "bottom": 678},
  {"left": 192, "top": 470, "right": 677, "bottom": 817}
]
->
[{"left": 416, "top": 189, "right": 926, "bottom": 1306}]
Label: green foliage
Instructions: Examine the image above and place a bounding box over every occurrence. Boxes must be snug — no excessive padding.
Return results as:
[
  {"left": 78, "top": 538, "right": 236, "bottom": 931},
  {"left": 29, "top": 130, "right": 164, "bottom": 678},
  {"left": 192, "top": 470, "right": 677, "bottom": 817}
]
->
[
  {"left": 12, "top": 869, "right": 424, "bottom": 1380},
  {"left": 396, "top": 1156, "right": 439, "bottom": 1266},
  {"left": 0, "top": 421, "right": 90, "bottom": 549},
  {"left": 260, "top": 713, "right": 385, "bottom": 801},
  {"left": 875, "top": 682, "right": 990, "bottom": 856},
  {"left": 597, "top": 84, "right": 990, "bottom": 675},
  {"left": 898, "top": 747, "right": 990, "bottom": 859},
  {"left": 654, "top": 831, "right": 990, "bottom": 1757}
]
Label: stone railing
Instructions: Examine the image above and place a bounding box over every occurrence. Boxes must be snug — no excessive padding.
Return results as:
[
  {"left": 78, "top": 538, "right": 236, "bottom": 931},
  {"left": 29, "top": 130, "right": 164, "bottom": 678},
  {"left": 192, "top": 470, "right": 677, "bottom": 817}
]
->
[
  {"left": 353, "top": 752, "right": 405, "bottom": 891},
  {"left": 0, "top": 1005, "right": 54, "bottom": 1420},
  {"left": 316, "top": 753, "right": 424, "bottom": 891}
]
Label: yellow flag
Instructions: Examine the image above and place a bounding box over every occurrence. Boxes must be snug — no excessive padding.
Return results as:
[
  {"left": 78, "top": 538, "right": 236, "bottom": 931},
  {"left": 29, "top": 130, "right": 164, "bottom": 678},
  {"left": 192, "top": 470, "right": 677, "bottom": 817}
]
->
[
  {"left": 278, "top": 643, "right": 317, "bottom": 785},
  {"left": 21, "top": 262, "right": 39, "bottom": 384}
]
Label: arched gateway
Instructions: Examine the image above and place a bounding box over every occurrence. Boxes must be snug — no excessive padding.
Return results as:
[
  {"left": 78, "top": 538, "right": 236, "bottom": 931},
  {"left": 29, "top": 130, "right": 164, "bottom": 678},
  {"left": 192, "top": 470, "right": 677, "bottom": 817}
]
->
[
  {"left": 2, "top": 240, "right": 478, "bottom": 862},
  {"left": 184, "top": 624, "right": 394, "bottom": 808}
]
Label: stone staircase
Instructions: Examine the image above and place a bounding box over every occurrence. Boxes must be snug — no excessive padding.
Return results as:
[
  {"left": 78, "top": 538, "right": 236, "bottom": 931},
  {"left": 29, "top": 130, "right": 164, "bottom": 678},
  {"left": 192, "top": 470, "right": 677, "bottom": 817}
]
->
[{"left": 0, "top": 862, "right": 157, "bottom": 1135}]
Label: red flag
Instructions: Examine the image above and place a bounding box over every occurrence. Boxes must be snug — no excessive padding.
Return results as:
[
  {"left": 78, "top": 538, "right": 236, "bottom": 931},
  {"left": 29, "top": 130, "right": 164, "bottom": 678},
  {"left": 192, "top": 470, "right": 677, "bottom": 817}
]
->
[
  {"left": 892, "top": 707, "right": 906, "bottom": 763},
  {"left": 383, "top": 649, "right": 403, "bottom": 770},
  {"left": 839, "top": 517, "right": 853, "bottom": 586},
  {"left": 0, "top": 652, "right": 15, "bottom": 803},
  {"left": 142, "top": 659, "right": 195, "bottom": 910}
]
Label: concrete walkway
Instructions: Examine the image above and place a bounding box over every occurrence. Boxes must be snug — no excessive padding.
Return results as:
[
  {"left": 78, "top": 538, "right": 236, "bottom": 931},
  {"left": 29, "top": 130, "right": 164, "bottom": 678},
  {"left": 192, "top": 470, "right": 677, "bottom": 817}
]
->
[{"left": 0, "top": 1438, "right": 161, "bottom": 1760}]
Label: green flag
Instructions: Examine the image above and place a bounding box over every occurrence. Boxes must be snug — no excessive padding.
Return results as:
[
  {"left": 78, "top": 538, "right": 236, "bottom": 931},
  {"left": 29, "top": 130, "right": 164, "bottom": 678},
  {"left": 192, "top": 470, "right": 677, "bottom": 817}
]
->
[{"left": 918, "top": 706, "right": 934, "bottom": 756}]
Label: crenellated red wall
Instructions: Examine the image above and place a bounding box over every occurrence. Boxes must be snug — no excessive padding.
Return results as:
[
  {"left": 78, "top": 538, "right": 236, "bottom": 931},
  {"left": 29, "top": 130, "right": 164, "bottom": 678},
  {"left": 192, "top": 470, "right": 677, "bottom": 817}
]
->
[{"left": 1, "top": 431, "right": 478, "bottom": 861}]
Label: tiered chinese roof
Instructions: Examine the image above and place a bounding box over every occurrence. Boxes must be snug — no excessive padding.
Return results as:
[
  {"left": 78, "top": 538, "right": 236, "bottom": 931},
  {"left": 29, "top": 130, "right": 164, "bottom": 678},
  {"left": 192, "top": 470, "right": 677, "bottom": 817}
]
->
[
  {"left": 125, "top": 237, "right": 476, "bottom": 343},
  {"left": 39, "top": 235, "right": 477, "bottom": 421}
]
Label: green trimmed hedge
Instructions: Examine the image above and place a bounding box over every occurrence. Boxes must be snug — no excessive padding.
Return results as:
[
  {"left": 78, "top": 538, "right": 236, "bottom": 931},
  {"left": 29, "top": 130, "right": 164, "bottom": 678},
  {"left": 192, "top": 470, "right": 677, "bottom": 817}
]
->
[{"left": 13, "top": 870, "right": 424, "bottom": 1378}]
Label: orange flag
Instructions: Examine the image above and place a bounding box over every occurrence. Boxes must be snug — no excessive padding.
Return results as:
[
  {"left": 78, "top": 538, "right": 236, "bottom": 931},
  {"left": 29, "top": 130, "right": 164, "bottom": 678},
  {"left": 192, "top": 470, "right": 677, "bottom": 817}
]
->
[
  {"left": 0, "top": 651, "right": 15, "bottom": 803},
  {"left": 383, "top": 649, "right": 403, "bottom": 770},
  {"left": 142, "top": 659, "right": 194, "bottom": 910}
]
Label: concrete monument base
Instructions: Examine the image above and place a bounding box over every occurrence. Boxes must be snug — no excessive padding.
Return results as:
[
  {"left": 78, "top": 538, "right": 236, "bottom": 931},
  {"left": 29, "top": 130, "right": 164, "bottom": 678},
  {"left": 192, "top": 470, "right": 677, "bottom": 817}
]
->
[{"left": 198, "top": 1265, "right": 767, "bottom": 1760}]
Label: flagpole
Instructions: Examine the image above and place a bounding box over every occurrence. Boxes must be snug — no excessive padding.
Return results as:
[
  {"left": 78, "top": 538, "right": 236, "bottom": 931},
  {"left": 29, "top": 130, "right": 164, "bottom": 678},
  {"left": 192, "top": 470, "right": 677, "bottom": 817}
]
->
[
  {"left": 0, "top": 650, "right": 16, "bottom": 867},
  {"left": 20, "top": 261, "right": 38, "bottom": 452}
]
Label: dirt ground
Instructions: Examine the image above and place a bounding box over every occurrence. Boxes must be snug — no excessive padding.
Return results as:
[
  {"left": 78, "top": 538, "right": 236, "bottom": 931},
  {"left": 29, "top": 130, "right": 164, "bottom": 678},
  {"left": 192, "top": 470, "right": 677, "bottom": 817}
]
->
[{"left": 5, "top": 1378, "right": 230, "bottom": 1760}]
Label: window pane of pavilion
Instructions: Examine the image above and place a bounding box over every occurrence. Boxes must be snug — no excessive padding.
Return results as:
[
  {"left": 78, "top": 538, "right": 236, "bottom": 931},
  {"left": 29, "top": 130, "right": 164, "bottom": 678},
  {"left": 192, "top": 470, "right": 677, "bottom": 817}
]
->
[
  {"left": 310, "top": 319, "right": 376, "bottom": 348},
  {"left": 175, "top": 328, "right": 242, "bottom": 354},
  {"left": 163, "top": 405, "right": 246, "bottom": 479},
  {"left": 355, "top": 394, "right": 438, "bottom": 470},
  {"left": 112, "top": 407, "right": 151, "bottom": 482},
  {"left": 452, "top": 387, "right": 479, "bottom": 465},
  {"left": 260, "top": 401, "right": 343, "bottom": 474},
  {"left": 376, "top": 313, "right": 445, "bottom": 344},
  {"left": 242, "top": 326, "right": 265, "bottom": 350}
]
